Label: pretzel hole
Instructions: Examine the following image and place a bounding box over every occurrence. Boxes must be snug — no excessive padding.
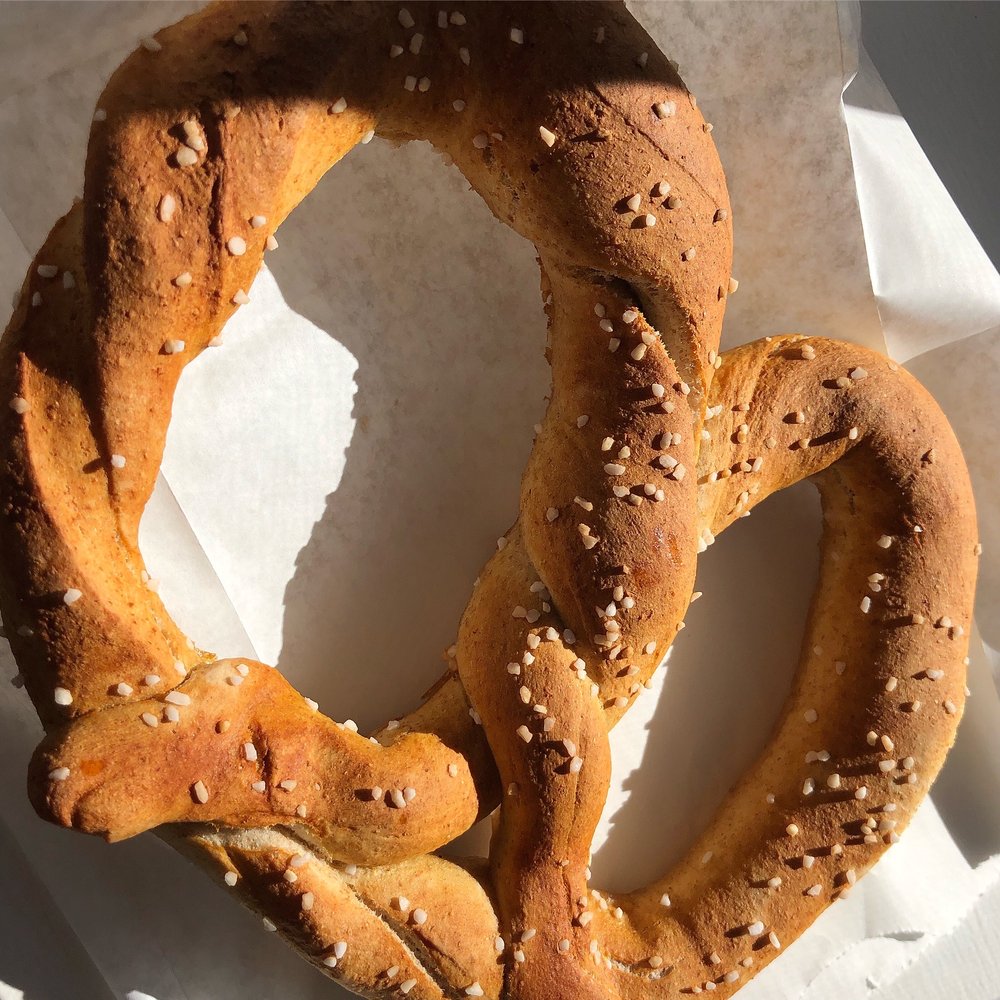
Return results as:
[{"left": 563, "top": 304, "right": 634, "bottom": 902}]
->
[
  {"left": 145, "top": 137, "right": 548, "bottom": 760},
  {"left": 589, "top": 483, "right": 819, "bottom": 890}
]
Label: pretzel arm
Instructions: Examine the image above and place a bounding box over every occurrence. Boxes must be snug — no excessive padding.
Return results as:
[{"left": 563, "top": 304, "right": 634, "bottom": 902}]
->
[
  {"left": 29, "top": 657, "right": 499, "bottom": 864},
  {"left": 520, "top": 263, "right": 704, "bottom": 704},
  {"left": 162, "top": 824, "right": 504, "bottom": 1000}
]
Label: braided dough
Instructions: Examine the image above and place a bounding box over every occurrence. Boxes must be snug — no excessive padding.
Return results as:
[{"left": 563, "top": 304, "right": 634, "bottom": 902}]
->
[{"left": 0, "top": 2, "right": 978, "bottom": 998}]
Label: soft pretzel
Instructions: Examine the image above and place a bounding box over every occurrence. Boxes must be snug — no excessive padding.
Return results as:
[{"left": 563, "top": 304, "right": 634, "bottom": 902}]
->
[{"left": 0, "top": 3, "right": 977, "bottom": 999}]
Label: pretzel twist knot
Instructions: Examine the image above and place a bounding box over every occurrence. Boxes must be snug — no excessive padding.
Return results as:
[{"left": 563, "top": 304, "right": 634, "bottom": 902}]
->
[{"left": 0, "top": 3, "right": 978, "bottom": 998}]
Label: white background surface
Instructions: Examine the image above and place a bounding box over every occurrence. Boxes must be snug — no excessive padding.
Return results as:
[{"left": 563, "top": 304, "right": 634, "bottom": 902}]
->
[
  {"left": 860, "top": 1, "right": 1000, "bottom": 275},
  {"left": 0, "top": 3, "right": 998, "bottom": 1000}
]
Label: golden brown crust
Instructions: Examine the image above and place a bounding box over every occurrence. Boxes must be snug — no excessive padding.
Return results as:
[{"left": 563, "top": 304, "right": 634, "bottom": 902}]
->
[
  {"left": 0, "top": 3, "right": 977, "bottom": 999},
  {"left": 162, "top": 823, "right": 504, "bottom": 999}
]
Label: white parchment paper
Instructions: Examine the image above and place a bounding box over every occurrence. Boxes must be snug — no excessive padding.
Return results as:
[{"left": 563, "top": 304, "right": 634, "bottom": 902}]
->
[{"left": 1, "top": 3, "right": 998, "bottom": 999}]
